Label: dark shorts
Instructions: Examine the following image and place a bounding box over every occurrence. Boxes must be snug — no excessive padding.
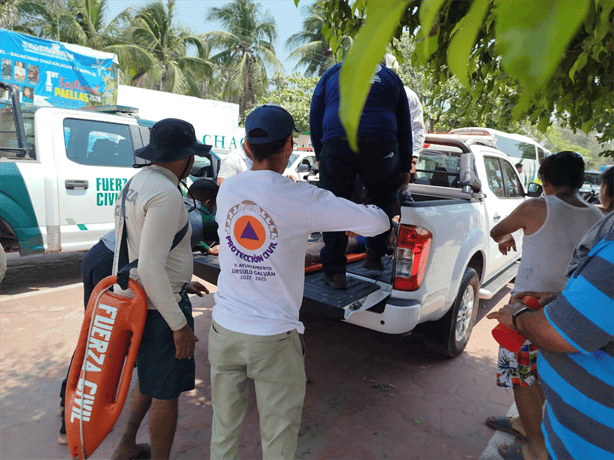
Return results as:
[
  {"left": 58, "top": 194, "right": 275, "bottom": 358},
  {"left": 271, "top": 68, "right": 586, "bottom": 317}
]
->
[{"left": 137, "top": 291, "right": 195, "bottom": 400}]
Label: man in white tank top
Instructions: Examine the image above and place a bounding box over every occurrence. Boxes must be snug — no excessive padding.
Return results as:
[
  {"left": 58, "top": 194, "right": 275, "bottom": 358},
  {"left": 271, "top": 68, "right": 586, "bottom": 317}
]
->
[{"left": 486, "top": 151, "right": 603, "bottom": 460}]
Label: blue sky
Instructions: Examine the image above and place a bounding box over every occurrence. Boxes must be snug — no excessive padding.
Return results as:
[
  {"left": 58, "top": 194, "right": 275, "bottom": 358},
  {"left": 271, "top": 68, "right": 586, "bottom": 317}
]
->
[{"left": 106, "top": 0, "right": 315, "bottom": 74}]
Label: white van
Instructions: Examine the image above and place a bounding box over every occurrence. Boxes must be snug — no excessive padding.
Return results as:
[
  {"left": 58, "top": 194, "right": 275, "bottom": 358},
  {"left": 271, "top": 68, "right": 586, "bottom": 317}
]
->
[{"left": 449, "top": 127, "right": 550, "bottom": 189}]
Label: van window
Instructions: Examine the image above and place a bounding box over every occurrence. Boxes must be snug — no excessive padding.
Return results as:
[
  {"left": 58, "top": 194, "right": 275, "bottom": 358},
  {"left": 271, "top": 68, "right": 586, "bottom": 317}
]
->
[
  {"left": 537, "top": 146, "right": 546, "bottom": 164},
  {"left": 63, "top": 118, "right": 135, "bottom": 167},
  {"left": 494, "top": 134, "right": 536, "bottom": 160}
]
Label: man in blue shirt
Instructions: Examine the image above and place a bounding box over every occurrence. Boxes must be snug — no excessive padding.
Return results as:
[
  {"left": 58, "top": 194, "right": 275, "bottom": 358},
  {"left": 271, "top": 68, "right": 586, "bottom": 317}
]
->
[
  {"left": 488, "top": 212, "right": 614, "bottom": 460},
  {"left": 309, "top": 61, "right": 412, "bottom": 288}
]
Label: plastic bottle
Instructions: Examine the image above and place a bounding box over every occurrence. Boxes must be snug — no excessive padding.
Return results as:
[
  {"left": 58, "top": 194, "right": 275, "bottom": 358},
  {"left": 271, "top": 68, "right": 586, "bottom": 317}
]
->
[{"left": 491, "top": 296, "right": 541, "bottom": 352}]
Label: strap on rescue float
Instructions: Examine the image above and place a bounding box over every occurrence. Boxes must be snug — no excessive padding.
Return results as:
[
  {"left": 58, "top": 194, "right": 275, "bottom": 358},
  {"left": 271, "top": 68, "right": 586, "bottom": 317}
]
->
[{"left": 66, "top": 177, "right": 189, "bottom": 460}]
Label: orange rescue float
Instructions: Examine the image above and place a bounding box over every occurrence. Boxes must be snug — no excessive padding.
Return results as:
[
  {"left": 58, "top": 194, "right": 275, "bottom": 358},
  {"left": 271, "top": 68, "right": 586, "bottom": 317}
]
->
[{"left": 65, "top": 275, "right": 147, "bottom": 460}]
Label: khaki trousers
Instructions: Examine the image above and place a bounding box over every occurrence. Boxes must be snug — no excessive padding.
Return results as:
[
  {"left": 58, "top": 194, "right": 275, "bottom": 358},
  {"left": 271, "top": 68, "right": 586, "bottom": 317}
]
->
[{"left": 208, "top": 320, "right": 306, "bottom": 460}]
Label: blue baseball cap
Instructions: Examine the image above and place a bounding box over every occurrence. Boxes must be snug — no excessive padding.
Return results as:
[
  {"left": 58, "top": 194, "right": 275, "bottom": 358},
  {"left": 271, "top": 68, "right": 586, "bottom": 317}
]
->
[{"left": 245, "top": 104, "right": 298, "bottom": 144}]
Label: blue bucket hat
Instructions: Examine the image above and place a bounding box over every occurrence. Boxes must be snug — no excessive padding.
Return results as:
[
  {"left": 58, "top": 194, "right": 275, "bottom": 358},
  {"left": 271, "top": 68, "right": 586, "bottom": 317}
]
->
[
  {"left": 135, "top": 118, "right": 212, "bottom": 163},
  {"left": 245, "top": 104, "right": 298, "bottom": 144}
]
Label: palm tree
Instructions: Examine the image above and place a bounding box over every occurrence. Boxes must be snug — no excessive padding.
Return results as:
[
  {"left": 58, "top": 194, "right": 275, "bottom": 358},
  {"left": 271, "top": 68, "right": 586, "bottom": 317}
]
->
[
  {"left": 10, "top": 0, "right": 159, "bottom": 86},
  {"left": 205, "top": 0, "right": 282, "bottom": 117},
  {"left": 128, "top": 0, "right": 213, "bottom": 95},
  {"left": 285, "top": 2, "right": 352, "bottom": 77}
]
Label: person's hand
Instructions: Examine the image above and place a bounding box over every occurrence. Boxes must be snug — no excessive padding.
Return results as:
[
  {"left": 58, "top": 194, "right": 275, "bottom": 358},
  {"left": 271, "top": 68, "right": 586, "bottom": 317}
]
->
[
  {"left": 498, "top": 237, "right": 517, "bottom": 255},
  {"left": 486, "top": 302, "right": 527, "bottom": 330},
  {"left": 392, "top": 215, "right": 400, "bottom": 224},
  {"left": 346, "top": 231, "right": 360, "bottom": 238},
  {"left": 207, "top": 245, "right": 219, "bottom": 256},
  {"left": 284, "top": 174, "right": 298, "bottom": 182},
  {"left": 510, "top": 291, "right": 559, "bottom": 306},
  {"left": 173, "top": 324, "right": 196, "bottom": 359},
  {"left": 185, "top": 281, "right": 209, "bottom": 297}
]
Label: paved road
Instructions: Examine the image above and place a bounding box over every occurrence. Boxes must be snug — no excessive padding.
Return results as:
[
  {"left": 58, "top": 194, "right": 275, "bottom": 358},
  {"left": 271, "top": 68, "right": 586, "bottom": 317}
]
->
[{"left": 1, "top": 253, "right": 515, "bottom": 459}]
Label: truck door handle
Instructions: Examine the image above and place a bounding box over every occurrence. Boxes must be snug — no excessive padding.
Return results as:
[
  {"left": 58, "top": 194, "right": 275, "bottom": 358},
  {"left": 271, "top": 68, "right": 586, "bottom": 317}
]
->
[
  {"left": 65, "top": 180, "right": 89, "bottom": 190},
  {"left": 493, "top": 214, "right": 501, "bottom": 221}
]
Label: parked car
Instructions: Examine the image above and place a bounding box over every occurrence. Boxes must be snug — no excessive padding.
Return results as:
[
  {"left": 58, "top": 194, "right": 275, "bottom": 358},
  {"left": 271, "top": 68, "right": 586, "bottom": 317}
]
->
[
  {"left": 579, "top": 170, "right": 602, "bottom": 203},
  {"left": 284, "top": 149, "right": 316, "bottom": 181}
]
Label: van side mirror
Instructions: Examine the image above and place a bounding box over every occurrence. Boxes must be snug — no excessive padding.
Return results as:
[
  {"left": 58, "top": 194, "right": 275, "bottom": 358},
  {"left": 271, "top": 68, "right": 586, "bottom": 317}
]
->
[
  {"left": 526, "top": 182, "right": 543, "bottom": 197},
  {"left": 297, "top": 163, "right": 310, "bottom": 173}
]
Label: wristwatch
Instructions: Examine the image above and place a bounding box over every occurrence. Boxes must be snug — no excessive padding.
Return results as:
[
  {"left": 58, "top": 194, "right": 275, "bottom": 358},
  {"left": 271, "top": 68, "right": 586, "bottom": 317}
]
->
[{"left": 512, "top": 307, "right": 531, "bottom": 330}]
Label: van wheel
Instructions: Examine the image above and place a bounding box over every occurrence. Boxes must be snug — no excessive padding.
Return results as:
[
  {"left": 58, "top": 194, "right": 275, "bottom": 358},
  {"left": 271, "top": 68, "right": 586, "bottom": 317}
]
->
[
  {"left": 0, "top": 244, "right": 6, "bottom": 284},
  {"left": 425, "top": 267, "right": 479, "bottom": 358}
]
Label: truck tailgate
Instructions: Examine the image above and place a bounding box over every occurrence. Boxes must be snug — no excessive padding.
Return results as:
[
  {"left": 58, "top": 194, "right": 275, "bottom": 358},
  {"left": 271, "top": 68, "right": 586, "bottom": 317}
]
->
[{"left": 193, "top": 255, "right": 393, "bottom": 321}]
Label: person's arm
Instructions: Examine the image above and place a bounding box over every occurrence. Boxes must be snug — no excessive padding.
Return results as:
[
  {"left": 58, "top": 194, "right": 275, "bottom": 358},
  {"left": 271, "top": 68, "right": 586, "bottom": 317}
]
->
[
  {"left": 488, "top": 242, "right": 614, "bottom": 354},
  {"left": 405, "top": 87, "right": 426, "bottom": 155},
  {"left": 309, "top": 70, "right": 328, "bottom": 160},
  {"left": 309, "top": 186, "right": 390, "bottom": 236},
  {"left": 396, "top": 82, "right": 412, "bottom": 173},
  {"left": 487, "top": 303, "right": 577, "bottom": 353},
  {"left": 490, "top": 199, "right": 542, "bottom": 255}
]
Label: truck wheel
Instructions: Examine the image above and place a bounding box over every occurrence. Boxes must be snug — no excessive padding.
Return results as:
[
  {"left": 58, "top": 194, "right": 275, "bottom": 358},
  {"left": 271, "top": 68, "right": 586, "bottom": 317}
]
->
[
  {"left": 0, "top": 244, "right": 6, "bottom": 284},
  {"left": 425, "top": 267, "right": 479, "bottom": 358}
]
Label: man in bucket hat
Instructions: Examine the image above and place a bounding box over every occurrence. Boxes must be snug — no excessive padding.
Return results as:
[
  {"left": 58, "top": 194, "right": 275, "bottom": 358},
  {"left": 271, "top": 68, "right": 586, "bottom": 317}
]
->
[
  {"left": 209, "top": 104, "right": 389, "bottom": 459},
  {"left": 110, "top": 118, "right": 210, "bottom": 460}
]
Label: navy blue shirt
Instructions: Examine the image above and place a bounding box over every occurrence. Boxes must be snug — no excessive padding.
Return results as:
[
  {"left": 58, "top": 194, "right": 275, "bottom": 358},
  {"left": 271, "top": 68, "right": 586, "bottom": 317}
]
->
[{"left": 309, "top": 62, "right": 412, "bottom": 171}]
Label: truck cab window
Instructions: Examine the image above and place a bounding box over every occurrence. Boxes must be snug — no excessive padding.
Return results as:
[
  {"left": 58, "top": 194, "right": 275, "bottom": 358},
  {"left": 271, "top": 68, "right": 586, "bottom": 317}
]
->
[
  {"left": 501, "top": 161, "right": 523, "bottom": 198},
  {"left": 484, "top": 157, "right": 506, "bottom": 198},
  {"left": 0, "top": 109, "right": 36, "bottom": 160},
  {"left": 63, "top": 119, "right": 134, "bottom": 167}
]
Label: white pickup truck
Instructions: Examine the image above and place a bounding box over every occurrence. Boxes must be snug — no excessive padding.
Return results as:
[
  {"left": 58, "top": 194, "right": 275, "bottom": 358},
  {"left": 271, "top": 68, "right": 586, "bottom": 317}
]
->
[
  {"left": 0, "top": 82, "right": 155, "bottom": 282},
  {"left": 194, "top": 134, "right": 540, "bottom": 357}
]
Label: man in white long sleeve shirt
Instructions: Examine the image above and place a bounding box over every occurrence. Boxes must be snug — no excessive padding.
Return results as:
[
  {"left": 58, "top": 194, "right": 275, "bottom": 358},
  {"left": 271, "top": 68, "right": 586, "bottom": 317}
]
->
[
  {"left": 209, "top": 104, "right": 390, "bottom": 460},
  {"left": 216, "top": 142, "right": 253, "bottom": 185},
  {"left": 385, "top": 54, "right": 426, "bottom": 156},
  {"left": 110, "top": 118, "right": 210, "bottom": 460}
]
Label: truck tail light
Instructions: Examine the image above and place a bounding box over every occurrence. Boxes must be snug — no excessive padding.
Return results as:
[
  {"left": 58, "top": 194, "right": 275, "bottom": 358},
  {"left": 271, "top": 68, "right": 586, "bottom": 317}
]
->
[{"left": 393, "top": 225, "right": 432, "bottom": 291}]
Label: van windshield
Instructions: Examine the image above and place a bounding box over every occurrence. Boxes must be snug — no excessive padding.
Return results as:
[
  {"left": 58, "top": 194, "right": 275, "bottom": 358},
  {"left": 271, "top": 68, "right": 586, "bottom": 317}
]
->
[{"left": 494, "top": 134, "right": 536, "bottom": 160}]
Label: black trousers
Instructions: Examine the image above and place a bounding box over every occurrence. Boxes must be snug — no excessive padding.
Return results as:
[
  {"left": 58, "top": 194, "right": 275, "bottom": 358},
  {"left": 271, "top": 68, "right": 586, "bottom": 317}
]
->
[{"left": 318, "top": 137, "right": 403, "bottom": 275}]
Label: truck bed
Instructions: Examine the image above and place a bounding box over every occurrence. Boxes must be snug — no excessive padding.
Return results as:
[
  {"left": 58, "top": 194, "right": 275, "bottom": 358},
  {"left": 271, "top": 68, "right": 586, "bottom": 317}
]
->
[{"left": 193, "top": 254, "right": 393, "bottom": 320}]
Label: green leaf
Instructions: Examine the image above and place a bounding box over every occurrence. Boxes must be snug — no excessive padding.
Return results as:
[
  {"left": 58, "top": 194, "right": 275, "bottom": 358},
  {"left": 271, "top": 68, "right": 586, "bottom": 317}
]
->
[
  {"left": 339, "top": 0, "right": 410, "bottom": 151},
  {"left": 447, "top": 0, "right": 489, "bottom": 89},
  {"left": 495, "top": 0, "right": 590, "bottom": 97},
  {"left": 538, "top": 115, "right": 550, "bottom": 133},
  {"left": 416, "top": 0, "right": 446, "bottom": 63},
  {"left": 581, "top": 119, "right": 594, "bottom": 134},
  {"left": 568, "top": 52, "right": 588, "bottom": 84}
]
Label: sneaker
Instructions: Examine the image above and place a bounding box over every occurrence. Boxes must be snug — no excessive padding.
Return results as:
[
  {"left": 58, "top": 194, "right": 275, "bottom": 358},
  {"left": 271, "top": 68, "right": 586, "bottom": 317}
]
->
[
  {"left": 323, "top": 273, "right": 346, "bottom": 289},
  {"left": 363, "top": 249, "right": 383, "bottom": 271}
]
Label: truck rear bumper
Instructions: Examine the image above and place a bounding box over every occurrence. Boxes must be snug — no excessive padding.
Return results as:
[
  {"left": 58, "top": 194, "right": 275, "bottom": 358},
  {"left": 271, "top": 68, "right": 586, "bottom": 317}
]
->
[{"left": 343, "top": 298, "right": 422, "bottom": 334}]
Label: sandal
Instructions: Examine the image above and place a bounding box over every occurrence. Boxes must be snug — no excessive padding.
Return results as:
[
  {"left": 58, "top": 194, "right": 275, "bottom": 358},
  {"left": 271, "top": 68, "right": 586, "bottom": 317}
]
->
[
  {"left": 498, "top": 444, "right": 526, "bottom": 460},
  {"left": 485, "top": 416, "right": 528, "bottom": 442}
]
